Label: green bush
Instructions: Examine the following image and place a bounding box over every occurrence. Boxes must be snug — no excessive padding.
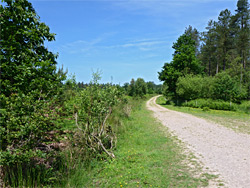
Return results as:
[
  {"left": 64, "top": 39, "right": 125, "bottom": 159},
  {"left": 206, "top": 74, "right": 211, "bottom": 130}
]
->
[
  {"left": 238, "top": 101, "right": 250, "bottom": 114},
  {"left": 64, "top": 73, "right": 124, "bottom": 161},
  {"left": 175, "top": 73, "right": 247, "bottom": 102},
  {"left": 211, "top": 72, "right": 247, "bottom": 102},
  {"left": 176, "top": 75, "right": 214, "bottom": 100},
  {"left": 183, "top": 99, "right": 237, "bottom": 111},
  {"left": 0, "top": 93, "right": 64, "bottom": 187},
  {"left": 202, "top": 107, "right": 210, "bottom": 111}
]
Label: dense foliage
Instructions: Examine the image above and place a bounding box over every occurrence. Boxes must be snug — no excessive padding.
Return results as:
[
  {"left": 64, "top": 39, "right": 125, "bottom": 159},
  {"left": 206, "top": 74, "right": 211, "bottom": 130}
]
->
[
  {"left": 123, "top": 78, "right": 162, "bottom": 97},
  {"left": 1, "top": 0, "right": 248, "bottom": 186},
  {"left": 176, "top": 73, "right": 247, "bottom": 102},
  {"left": 0, "top": 0, "right": 66, "bottom": 186},
  {"left": 158, "top": 32, "right": 203, "bottom": 97},
  {"left": 159, "top": 0, "right": 250, "bottom": 103},
  {"left": 0, "top": 1, "right": 126, "bottom": 187},
  {"left": 64, "top": 74, "right": 123, "bottom": 159}
]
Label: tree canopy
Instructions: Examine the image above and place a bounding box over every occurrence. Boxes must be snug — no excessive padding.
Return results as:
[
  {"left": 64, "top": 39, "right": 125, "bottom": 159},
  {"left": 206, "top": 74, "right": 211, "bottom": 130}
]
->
[
  {"left": 159, "top": 0, "right": 250, "bottom": 100},
  {"left": 159, "top": 33, "right": 202, "bottom": 97},
  {"left": 0, "top": 0, "right": 65, "bottom": 98}
]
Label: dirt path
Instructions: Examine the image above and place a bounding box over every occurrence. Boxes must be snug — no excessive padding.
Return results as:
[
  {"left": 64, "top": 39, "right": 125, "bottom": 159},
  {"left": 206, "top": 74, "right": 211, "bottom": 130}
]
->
[{"left": 147, "top": 96, "right": 250, "bottom": 188}]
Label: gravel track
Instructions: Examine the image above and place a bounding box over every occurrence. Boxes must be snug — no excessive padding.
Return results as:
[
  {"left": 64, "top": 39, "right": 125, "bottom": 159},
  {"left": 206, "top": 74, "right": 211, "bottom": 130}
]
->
[{"left": 146, "top": 96, "right": 250, "bottom": 188}]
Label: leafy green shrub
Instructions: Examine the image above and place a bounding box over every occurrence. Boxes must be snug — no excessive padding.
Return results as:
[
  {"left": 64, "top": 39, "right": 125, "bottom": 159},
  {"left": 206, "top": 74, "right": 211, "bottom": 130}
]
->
[
  {"left": 211, "top": 72, "right": 247, "bottom": 102},
  {"left": 238, "top": 101, "right": 250, "bottom": 114},
  {"left": 176, "top": 73, "right": 247, "bottom": 102},
  {"left": 176, "top": 75, "right": 214, "bottom": 100},
  {"left": 0, "top": 93, "right": 64, "bottom": 187},
  {"left": 202, "top": 107, "right": 210, "bottom": 111},
  {"left": 183, "top": 99, "right": 237, "bottom": 111},
  {"left": 64, "top": 73, "right": 124, "bottom": 162}
]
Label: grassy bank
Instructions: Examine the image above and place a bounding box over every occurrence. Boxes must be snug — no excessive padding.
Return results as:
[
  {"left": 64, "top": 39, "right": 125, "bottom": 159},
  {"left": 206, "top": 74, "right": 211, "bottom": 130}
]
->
[
  {"left": 62, "top": 98, "right": 218, "bottom": 187},
  {"left": 157, "top": 96, "right": 250, "bottom": 135}
]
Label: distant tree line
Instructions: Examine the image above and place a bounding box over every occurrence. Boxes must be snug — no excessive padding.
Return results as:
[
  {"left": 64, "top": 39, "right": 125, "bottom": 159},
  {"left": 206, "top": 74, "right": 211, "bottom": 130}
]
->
[
  {"left": 122, "top": 78, "right": 162, "bottom": 98},
  {"left": 76, "top": 78, "right": 162, "bottom": 98},
  {"left": 159, "top": 0, "right": 250, "bottom": 102}
]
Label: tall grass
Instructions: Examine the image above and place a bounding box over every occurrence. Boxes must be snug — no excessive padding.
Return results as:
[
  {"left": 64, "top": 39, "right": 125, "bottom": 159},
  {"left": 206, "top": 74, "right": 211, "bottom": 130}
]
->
[{"left": 2, "top": 163, "right": 53, "bottom": 187}]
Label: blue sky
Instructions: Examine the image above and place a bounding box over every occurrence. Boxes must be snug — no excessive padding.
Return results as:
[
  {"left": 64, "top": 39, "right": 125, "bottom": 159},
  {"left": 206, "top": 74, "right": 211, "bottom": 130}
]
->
[{"left": 29, "top": 0, "right": 236, "bottom": 84}]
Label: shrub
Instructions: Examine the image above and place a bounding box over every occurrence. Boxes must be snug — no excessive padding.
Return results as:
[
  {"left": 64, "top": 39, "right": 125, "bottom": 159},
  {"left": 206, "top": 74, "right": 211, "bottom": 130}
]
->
[
  {"left": 176, "top": 75, "right": 214, "bottom": 100},
  {"left": 182, "top": 99, "right": 237, "bottom": 111},
  {"left": 238, "top": 101, "right": 250, "bottom": 114},
  {"left": 202, "top": 107, "right": 210, "bottom": 111},
  {"left": 211, "top": 72, "right": 247, "bottom": 102},
  {"left": 64, "top": 73, "right": 124, "bottom": 160},
  {"left": 0, "top": 93, "right": 64, "bottom": 187}
]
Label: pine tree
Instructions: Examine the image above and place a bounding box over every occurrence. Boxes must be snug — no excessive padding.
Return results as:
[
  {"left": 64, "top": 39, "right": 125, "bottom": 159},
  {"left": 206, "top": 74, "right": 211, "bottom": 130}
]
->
[
  {"left": 234, "top": 0, "right": 250, "bottom": 69},
  {"left": 200, "top": 20, "right": 217, "bottom": 75}
]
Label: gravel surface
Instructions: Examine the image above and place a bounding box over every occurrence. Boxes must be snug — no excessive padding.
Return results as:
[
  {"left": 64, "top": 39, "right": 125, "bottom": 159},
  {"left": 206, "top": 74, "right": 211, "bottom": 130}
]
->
[{"left": 147, "top": 96, "right": 250, "bottom": 188}]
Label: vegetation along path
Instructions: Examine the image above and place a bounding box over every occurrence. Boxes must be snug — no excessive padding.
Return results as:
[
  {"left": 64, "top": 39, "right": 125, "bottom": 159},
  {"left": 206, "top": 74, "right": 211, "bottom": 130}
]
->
[{"left": 147, "top": 96, "right": 250, "bottom": 188}]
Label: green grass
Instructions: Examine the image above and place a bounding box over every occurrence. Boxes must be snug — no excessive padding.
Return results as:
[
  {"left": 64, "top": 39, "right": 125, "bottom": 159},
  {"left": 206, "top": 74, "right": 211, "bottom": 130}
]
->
[
  {"left": 62, "top": 99, "right": 218, "bottom": 187},
  {"left": 157, "top": 96, "right": 250, "bottom": 135}
]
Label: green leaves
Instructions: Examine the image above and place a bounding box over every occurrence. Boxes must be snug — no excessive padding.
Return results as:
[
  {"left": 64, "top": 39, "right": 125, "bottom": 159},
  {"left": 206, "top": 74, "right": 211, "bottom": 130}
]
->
[
  {"left": 0, "top": 1, "right": 66, "bottom": 186},
  {"left": 175, "top": 73, "right": 247, "bottom": 102},
  {"left": 63, "top": 81, "right": 123, "bottom": 160},
  {"left": 1, "top": 0, "right": 63, "bottom": 97},
  {"left": 159, "top": 34, "right": 202, "bottom": 97},
  {"left": 176, "top": 75, "right": 213, "bottom": 100},
  {"left": 211, "top": 72, "right": 247, "bottom": 101}
]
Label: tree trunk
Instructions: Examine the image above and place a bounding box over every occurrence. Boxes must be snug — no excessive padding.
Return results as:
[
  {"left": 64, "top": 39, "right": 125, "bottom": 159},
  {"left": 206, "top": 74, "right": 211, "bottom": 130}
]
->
[
  {"left": 209, "top": 58, "right": 211, "bottom": 76},
  {"left": 216, "top": 62, "right": 219, "bottom": 74},
  {"left": 223, "top": 59, "right": 226, "bottom": 71}
]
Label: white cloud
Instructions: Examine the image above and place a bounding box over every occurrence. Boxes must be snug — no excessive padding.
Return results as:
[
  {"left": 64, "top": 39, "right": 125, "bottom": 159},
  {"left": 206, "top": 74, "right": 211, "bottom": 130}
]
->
[
  {"left": 120, "top": 40, "right": 165, "bottom": 48},
  {"left": 60, "top": 36, "right": 169, "bottom": 54}
]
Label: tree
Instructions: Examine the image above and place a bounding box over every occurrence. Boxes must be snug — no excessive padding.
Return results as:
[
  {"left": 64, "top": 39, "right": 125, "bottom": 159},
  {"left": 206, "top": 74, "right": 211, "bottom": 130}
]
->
[
  {"left": 230, "top": 0, "right": 250, "bottom": 97},
  {"left": 135, "top": 78, "right": 147, "bottom": 97},
  {"left": 216, "top": 9, "right": 234, "bottom": 71},
  {"left": 172, "top": 34, "right": 202, "bottom": 74},
  {"left": 159, "top": 62, "right": 181, "bottom": 97},
  {"left": 200, "top": 10, "right": 235, "bottom": 76},
  {"left": 122, "top": 82, "right": 130, "bottom": 93},
  {"left": 200, "top": 20, "right": 217, "bottom": 76},
  {"left": 159, "top": 33, "right": 203, "bottom": 97},
  {"left": 146, "top": 81, "right": 155, "bottom": 94},
  {"left": 0, "top": 0, "right": 65, "bottom": 98},
  {"left": 234, "top": 0, "right": 250, "bottom": 70},
  {"left": 128, "top": 78, "right": 136, "bottom": 97},
  {"left": 184, "top": 25, "right": 200, "bottom": 55},
  {"left": 0, "top": 0, "right": 66, "bottom": 186}
]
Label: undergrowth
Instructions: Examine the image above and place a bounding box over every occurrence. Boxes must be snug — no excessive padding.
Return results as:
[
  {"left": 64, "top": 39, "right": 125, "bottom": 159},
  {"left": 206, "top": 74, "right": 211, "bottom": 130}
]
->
[
  {"left": 164, "top": 98, "right": 250, "bottom": 114},
  {"left": 61, "top": 97, "right": 218, "bottom": 187}
]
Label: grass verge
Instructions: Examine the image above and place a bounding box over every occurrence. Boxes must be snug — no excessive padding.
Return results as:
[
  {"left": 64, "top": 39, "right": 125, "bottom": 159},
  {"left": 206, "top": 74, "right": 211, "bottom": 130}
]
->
[
  {"left": 157, "top": 96, "right": 250, "bottom": 135},
  {"left": 62, "top": 98, "right": 218, "bottom": 187}
]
